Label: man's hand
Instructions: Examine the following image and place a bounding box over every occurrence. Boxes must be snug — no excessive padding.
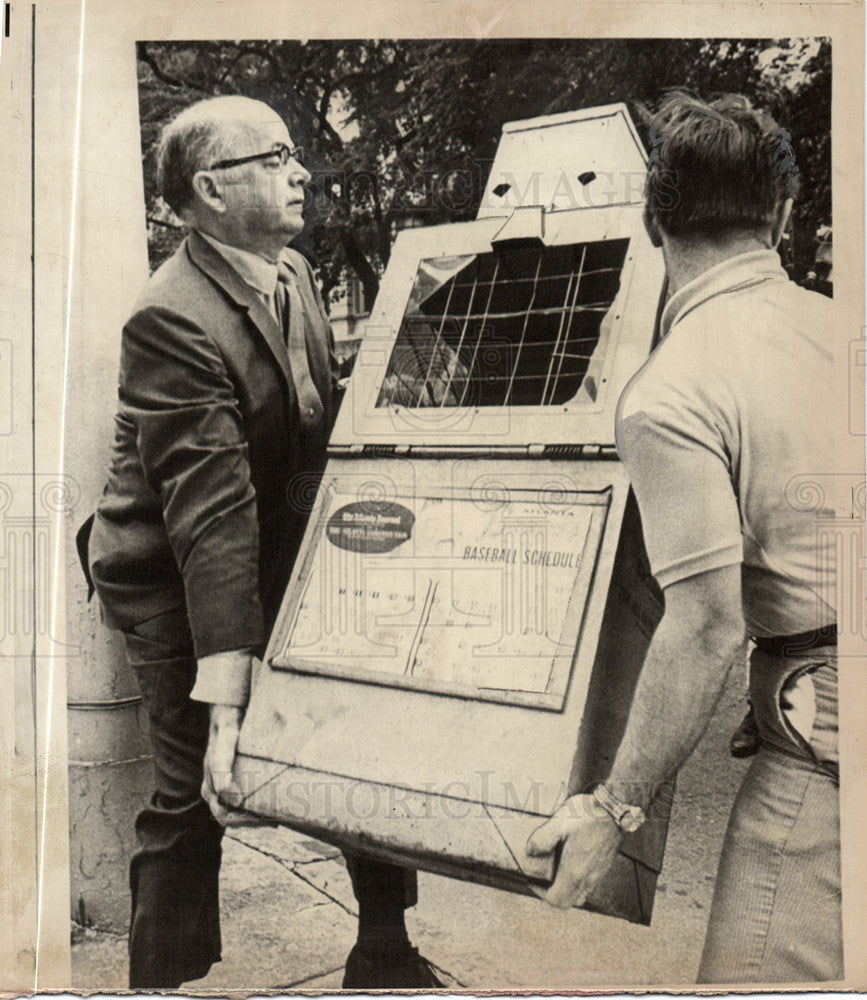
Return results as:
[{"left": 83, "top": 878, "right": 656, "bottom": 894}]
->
[
  {"left": 526, "top": 794, "right": 623, "bottom": 909},
  {"left": 201, "top": 703, "right": 270, "bottom": 827}
]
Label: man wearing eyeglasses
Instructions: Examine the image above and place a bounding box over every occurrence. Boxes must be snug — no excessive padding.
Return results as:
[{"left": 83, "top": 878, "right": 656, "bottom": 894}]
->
[{"left": 86, "top": 96, "right": 438, "bottom": 990}]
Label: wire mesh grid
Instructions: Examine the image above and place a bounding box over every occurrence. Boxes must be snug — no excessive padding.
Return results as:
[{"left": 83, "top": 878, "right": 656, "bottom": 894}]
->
[{"left": 377, "top": 238, "right": 629, "bottom": 409}]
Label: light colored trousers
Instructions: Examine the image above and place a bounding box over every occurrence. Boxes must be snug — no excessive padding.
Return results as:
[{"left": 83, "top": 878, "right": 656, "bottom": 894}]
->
[{"left": 698, "top": 645, "right": 842, "bottom": 984}]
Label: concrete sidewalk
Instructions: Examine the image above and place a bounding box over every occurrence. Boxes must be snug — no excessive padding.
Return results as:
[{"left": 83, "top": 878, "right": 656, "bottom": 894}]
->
[{"left": 70, "top": 673, "right": 750, "bottom": 991}]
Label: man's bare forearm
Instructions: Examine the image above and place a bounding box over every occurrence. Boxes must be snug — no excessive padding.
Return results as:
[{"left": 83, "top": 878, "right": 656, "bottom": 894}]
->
[{"left": 605, "top": 575, "right": 747, "bottom": 810}]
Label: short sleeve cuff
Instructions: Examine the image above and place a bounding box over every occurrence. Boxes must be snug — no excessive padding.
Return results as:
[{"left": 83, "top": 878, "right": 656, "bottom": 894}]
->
[{"left": 652, "top": 538, "right": 743, "bottom": 590}]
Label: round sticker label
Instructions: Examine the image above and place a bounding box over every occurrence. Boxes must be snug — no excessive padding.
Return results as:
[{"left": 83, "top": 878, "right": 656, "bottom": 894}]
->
[{"left": 325, "top": 501, "right": 414, "bottom": 553}]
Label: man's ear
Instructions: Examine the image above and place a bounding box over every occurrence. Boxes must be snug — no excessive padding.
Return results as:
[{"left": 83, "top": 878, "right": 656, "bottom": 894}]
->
[
  {"left": 769, "top": 198, "right": 793, "bottom": 249},
  {"left": 643, "top": 206, "right": 663, "bottom": 249},
  {"left": 191, "top": 170, "right": 227, "bottom": 214}
]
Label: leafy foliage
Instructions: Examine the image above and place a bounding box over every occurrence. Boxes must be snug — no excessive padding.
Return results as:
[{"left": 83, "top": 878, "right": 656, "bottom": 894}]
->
[{"left": 137, "top": 37, "right": 831, "bottom": 301}]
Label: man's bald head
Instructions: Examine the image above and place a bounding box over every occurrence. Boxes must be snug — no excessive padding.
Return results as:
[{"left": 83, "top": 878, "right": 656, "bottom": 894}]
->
[{"left": 156, "top": 96, "right": 284, "bottom": 217}]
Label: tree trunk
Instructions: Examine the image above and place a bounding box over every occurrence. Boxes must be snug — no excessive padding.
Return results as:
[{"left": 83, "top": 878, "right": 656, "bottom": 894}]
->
[{"left": 340, "top": 227, "right": 380, "bottom": 308}]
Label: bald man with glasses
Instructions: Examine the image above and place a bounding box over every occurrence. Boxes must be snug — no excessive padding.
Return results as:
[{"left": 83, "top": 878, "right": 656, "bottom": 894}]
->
[{"left": 86, "top": 96, "right": 439, "bottom": 990}]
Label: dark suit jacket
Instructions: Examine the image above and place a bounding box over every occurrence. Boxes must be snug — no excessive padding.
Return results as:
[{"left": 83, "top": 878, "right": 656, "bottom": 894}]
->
[{"left": 89, "top": 230, "right": 339, "bottom": 658}]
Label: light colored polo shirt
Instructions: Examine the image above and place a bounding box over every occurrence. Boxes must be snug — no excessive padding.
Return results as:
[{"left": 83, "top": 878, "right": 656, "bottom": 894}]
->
[{"left": 616, "top": 250, "right": 839, "bottom": 638}]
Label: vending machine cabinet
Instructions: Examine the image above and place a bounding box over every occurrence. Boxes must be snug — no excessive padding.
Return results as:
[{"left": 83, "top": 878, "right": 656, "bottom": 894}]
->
[{"left": 234, "top": 105, "right": 669, "bottom": 924}]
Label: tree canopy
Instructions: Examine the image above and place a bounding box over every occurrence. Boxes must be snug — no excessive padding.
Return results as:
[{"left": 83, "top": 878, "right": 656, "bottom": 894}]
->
[{"left": 137, "top": 37, "right": 831, "bottom": 302}]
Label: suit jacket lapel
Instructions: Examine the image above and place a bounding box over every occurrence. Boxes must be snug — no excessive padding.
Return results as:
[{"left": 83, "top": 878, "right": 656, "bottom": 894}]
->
[{"left": 185, "top": 230, "right": 296, "bottom": 394}]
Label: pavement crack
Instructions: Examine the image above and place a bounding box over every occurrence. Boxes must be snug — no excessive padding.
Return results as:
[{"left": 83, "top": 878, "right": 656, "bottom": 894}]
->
[
  {"left": 227, "top": 834, "right": 299, "bottom": 875},
  {"left": 293, "top": 854, "right": 341, "bottom": 866},
  {"left": 273, "top": 963, "right": 345, "bottom": 988},
  {"left": 446, "top": 971, "right": 468, "bottom": 988},
  {"left": 291, "top": 865, "right": 357, "bottom": 917},
  {"left": 228, "top": 833, "right": 357, "bottom": 916},
  {"left": 291, "top": 899, "right": 331, "bottom": 916}
]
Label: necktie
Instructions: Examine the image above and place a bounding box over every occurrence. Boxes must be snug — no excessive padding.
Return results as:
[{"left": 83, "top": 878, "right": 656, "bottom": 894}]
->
[{"left": 276, "top": 261, "right": 324, "bottom": 427}]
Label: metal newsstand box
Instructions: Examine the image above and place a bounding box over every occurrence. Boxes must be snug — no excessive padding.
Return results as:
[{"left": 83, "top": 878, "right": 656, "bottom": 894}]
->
[{"left": 233, "top": 104, "right": 669, "bottom": 923}]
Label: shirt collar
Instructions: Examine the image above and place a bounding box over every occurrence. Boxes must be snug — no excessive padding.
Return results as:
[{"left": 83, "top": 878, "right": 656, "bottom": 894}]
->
[
  {"left": 661, "top": 249, "right": 788, "bottom": 338},
  {"left": 196, "top": 230, "right": 279, "bottom": 298}
]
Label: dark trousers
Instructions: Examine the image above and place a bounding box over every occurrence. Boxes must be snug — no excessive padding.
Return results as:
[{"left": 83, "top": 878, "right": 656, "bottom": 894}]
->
[{"left": 123, "top": 608, "right": 416, "bottom": 989}]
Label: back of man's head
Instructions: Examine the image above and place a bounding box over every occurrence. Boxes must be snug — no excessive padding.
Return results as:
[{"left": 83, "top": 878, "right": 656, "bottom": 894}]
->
[
  {"left": 156, "top": 95, "right": 271, "bottom": 218},
  {"left": 644, "top": 90, "right": 798, "bottom": 239}
]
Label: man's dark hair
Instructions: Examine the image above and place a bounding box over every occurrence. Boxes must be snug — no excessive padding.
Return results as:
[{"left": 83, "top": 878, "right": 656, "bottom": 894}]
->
[{"left": 645, "top": 90, "right": 798, "bottom": 237}]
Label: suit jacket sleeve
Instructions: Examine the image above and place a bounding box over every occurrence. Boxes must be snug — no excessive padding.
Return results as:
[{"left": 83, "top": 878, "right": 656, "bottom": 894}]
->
[{"left": 120, "top": 304, "right": 266, "bottom": 658}]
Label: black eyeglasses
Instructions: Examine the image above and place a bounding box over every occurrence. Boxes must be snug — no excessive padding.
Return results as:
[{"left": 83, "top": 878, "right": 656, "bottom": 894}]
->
[{"left": 209, "top": 143, "right": 305, "bottom": 171}]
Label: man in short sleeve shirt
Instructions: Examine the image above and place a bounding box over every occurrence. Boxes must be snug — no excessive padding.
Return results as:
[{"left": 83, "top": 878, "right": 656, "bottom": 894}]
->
[{"left": 527, "top": 92, "right": 842, "bottom": 982}]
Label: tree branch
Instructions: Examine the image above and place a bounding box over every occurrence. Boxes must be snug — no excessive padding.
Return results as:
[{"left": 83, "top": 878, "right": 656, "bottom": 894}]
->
[
  {"left": 216, "top": 44, "right": 277, "bottom": 89},
  {"left": 138, "top": 44, "right": 208, "bottom": 92},
  {"left": 147, "top": 215, "right": 183, "bottom": 230},
  {"left": 318, "top": 86, "right": 336, "bottom": 142},
  {"left": 369, "top": 175, "right": 391, "bottom": 268}
]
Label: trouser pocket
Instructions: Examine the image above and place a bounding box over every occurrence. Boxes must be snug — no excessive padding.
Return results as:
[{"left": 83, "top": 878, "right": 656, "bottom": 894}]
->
[{"left": 749, "top": 648, "right": 838, "bottom": 782}]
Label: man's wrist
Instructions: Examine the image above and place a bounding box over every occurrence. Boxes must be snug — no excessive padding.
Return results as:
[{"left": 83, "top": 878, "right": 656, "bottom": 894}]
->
[
  {"left": 209, "top": 702, "right": 245, "bottom": 723},
  {"left": 191, "top": 649, "right": 253, "bottom": 706},
  {"left": 592, "top": 783, "right": 646, "bottom": 833}
]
